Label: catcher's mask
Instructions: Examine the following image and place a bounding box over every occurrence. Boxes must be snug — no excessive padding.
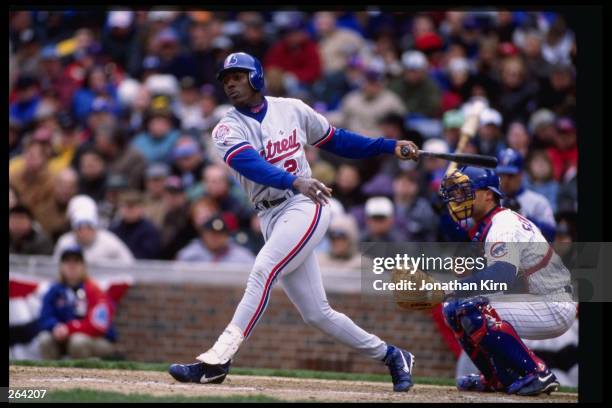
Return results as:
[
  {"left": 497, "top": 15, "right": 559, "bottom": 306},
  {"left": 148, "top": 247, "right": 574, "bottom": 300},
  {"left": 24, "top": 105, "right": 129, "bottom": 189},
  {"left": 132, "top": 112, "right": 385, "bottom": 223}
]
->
[{"left": 439, "top": 170, "right": 475, "bottom": 223}]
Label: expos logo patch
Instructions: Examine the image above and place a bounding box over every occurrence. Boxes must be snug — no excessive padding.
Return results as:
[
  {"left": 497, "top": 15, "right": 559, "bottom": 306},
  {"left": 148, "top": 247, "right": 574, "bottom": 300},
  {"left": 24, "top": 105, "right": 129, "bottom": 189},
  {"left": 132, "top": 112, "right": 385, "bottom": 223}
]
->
[
  {"left": 213, "top": 124, "right": 231, "bottom": 145},
  {"left": 490, "top": 242, "right": 508, "bottom": 258},
  {"left": 224, "top": 54, "right": 238, "bottom": 68}
]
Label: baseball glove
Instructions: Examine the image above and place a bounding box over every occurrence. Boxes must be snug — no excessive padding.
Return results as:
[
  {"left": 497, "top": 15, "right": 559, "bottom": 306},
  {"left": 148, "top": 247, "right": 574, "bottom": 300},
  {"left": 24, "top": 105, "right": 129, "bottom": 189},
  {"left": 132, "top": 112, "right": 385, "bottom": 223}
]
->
[{"left": 391, "top": 268, "right": 446, "bottom": 311}]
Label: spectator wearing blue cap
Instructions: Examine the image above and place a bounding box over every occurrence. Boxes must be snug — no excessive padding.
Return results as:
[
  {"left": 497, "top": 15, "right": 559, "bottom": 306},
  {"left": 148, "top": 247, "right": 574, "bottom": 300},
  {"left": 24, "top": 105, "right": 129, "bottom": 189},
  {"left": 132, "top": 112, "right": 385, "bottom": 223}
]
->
[
  {"left": 496, "top": 148, "right": 556, "bottom": 241},
  {"left": 71, "top": 66, "right": 119, "bottom": 123},
  {"left": 170, "top": 136, "right": 207, "bottom": 195},
  {"left": 37, "top": 245, "right": 117, "bottom": 360}
]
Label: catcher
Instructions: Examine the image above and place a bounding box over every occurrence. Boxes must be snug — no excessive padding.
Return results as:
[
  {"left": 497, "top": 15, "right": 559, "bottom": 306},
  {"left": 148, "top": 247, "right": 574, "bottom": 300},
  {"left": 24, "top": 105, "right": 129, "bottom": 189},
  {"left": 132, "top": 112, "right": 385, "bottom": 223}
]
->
[{"left": 394, "top": 166, "right": 576, "bottom": 396}]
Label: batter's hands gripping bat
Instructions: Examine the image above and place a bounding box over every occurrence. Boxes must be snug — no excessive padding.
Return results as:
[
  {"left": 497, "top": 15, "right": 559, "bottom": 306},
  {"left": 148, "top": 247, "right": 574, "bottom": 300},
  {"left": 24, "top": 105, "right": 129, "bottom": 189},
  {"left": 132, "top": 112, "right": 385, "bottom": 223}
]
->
[{"left": 399, "top": 148, "right": 498, "bottom": 168}]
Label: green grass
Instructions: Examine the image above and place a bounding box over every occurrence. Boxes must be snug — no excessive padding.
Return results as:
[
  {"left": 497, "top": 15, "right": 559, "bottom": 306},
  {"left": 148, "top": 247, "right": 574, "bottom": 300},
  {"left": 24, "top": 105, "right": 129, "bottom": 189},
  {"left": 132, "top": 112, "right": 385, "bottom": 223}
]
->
[
  {"left": 11, "top": 359, "right": 577, "bottom": 394},
  {"left": 12, "top": 388, "right": 288, "bottom": 403}
]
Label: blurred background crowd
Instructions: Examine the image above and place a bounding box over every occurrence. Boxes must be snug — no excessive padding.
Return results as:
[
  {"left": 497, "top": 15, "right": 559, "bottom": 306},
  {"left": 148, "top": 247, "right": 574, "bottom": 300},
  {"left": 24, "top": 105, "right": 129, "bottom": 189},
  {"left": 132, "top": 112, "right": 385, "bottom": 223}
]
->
[{"left": 9, "top": 9, "right": 578, "bottom": 268}]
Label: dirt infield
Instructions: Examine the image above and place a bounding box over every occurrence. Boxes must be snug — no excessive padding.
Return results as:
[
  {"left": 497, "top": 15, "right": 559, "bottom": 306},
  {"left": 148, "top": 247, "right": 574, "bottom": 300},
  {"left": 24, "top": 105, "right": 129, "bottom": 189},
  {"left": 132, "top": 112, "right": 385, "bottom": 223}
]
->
[{"left": 9, "top": 366, "right": 577, "bottom": 403}]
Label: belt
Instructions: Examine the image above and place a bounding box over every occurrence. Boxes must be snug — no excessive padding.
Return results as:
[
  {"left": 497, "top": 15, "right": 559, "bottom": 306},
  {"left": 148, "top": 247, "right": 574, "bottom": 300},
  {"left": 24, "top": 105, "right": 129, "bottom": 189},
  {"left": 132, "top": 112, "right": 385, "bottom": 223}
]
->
[{"left": 255, "top": 196, "right": 288, "bottom": 211}]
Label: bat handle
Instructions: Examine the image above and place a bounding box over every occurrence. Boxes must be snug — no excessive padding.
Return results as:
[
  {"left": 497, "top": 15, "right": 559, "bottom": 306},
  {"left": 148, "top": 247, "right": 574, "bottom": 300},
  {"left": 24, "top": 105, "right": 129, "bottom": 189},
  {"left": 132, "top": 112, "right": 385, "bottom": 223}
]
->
[{"left": 400, "top": 146, "right": 418, "bottom": 159}]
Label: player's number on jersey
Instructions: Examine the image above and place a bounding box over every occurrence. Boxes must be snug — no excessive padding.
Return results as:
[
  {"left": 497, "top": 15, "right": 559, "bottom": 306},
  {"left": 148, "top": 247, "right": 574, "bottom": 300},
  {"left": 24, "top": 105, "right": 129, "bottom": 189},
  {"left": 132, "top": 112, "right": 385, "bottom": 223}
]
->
[{"left": 283, "top": 159, "right": 298, "bottom": 175}]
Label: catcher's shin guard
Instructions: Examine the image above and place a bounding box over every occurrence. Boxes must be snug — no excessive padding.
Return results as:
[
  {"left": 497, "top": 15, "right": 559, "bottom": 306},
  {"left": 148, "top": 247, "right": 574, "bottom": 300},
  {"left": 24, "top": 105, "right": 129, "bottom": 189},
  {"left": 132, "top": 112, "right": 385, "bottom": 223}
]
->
[{"left": 445, "top": 297, "right": 547, "bottom": 391}]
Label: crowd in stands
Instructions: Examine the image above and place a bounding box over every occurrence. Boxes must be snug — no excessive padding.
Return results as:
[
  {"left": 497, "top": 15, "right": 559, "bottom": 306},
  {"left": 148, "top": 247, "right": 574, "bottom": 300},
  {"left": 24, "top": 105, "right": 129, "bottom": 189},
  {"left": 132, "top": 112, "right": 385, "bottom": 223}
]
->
[{"left": 9, "top": 10, "right": 578, "bottom": 269}]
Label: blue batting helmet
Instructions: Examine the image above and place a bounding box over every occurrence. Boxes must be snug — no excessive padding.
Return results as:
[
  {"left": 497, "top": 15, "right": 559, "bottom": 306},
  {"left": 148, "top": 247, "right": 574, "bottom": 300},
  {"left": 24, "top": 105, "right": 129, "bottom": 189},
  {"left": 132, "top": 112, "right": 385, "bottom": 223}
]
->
[
  {"left": 216, "top": 52, "right": 265, "bottom": 92},
  {"left": 458, "top": 166, "right": 504, "bottom": 197},
  {"left": 496, "top": 148, "right": 524, "bottom": 175},
  {"left": 439, "top": 166, "right": 503, "bottom": 222}
]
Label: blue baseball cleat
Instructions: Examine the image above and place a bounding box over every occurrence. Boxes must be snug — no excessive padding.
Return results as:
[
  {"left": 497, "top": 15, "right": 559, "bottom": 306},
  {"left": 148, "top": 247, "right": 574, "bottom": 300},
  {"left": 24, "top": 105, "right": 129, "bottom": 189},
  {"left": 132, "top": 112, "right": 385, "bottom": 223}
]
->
[
  {"left": 508, "top": 369, "right": 560, "bottom": 396},
  {"left": 383, "top": 345, "right": 415, "bottom": 392},
  {"left": 168, "top": 360, "right": 231, "bottom": 384}
]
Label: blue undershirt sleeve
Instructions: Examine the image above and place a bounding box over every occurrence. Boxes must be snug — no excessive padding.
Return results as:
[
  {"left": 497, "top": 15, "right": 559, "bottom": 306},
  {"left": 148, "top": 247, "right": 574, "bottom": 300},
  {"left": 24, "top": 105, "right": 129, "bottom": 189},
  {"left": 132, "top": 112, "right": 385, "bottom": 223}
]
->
[
  {"left": 316, "top": 127, "right": 397, "bottom": 159},
  {"left": 227, "top": 146, "right": 297, "bottom": 191}
]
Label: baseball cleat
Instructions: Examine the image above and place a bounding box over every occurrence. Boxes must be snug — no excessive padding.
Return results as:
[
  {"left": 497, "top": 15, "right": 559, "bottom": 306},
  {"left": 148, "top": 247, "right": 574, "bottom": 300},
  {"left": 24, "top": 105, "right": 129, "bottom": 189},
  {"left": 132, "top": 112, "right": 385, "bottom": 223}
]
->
[
  {"left": 510, "top": 369, "right": 560, "bottom": 396},
  {"left": 168, "top": 360, "right": 231, "bottom": 384},
  {"left": 383, "top": 345, "right": 415, "bottom": 392}
]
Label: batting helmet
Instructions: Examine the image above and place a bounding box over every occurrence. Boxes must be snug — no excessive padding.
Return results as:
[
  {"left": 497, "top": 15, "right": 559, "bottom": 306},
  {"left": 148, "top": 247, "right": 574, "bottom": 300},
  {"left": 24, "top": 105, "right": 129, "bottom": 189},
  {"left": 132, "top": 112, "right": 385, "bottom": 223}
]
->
[
  {"left": 216, "top": 52, "right": 265, "bottom": 92},
  {"left": 496, "top": 148, "right": 524, "bottom": 175},
  {"left": 458, "top": 166, "right": 503, "bottom": 197}
]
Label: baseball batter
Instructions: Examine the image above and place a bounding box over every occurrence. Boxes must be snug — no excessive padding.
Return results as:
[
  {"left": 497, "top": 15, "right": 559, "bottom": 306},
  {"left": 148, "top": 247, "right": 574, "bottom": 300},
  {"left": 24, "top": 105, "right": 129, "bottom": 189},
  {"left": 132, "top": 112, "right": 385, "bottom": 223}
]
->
[
  {"left": 169, "top": 52, "right": 419, "bottom": 392},
  {"left": 438, "top": 166, "right": 577, "bottom": 396}
]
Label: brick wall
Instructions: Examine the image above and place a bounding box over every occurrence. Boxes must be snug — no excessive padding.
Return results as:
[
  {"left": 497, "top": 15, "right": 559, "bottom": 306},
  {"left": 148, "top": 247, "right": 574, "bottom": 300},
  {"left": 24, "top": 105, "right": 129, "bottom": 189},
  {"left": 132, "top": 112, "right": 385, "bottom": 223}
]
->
[{"left": 113, "top": 282, "right": 457, "bottom": 378}]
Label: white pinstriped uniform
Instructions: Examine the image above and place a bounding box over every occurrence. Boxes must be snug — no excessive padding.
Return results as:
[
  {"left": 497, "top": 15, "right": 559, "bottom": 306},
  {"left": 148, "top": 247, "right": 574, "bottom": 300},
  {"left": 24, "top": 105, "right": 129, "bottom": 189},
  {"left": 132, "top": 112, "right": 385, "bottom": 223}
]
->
[{"left": 483, "top": 208, "right": 577, "bottom": 340}]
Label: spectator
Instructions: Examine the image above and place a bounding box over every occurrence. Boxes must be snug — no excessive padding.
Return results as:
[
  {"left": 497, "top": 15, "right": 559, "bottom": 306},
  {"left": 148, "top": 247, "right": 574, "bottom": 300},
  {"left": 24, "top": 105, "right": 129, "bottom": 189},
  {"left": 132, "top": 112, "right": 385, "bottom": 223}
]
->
[
  {"left": 496, "top": 148, "right": 556, "bottom": 241},
  {"left": 495, "top": 56, "right": 538, "bottom": 125},
  {"left": 93, "top": 125, "right": 147, "bottom": 190},
  {"left": 9, "top": 185, "right": 19, "bottom": 210},
  {"left": 547, "top": 117, "right": 577, "bottom": 182},
  {"left": 520, "top": 29, "right": 551, "bottom": 81},
  {"left": 338, "top": 58, "right": 406, "bottom": 137},
  {"left": 54, "top": 195, "right": 134, "bottom": 265},
  {"left": 9, "top": 135, "right": 56, "bottom": 229},
  {"left": 421, "top": 138, "right": 450, "bottom": 196},
  {"left": 331, "top": 164, "right": 366, "bottom": 212},
  {"left": 505, "top": 121, "right": 531, "bottom": 158},
  {"left": 98, "top": 173, "right": 129, "bottom": 229},
  {"left": 143, "top": 163, "right": 170, "bottom": 228},
  {"left": 313, "top": 11, "right": 365, "bottom": 75},
  {"left": 71, "top": 65, "right": 119, "bottom": 123},
  {"left": 537, "top": 62, "right": 576, "bottom": 118},
  {"left": 476, "top": 107, "right": 506, "bottom": 157},
  {"left": 37, "top": 246, "right": 116, "bottom": 360},
  {"left": 192, "top": 164, "right": 253, "bottom": 228},
  {"left": 159, "top": 176, "right": 196, "bottom": 260},
  {"left": 177, "top": 215, "right": 255, "bottom": 263},
  {"left": 77, "top": 147, "right": 108, "bottom": 203},
  {"left": 131, "top": 95, "right": 181, "bottom": 163},
  {"left": 38, "top": 45, "right": 80, "bottom": 110},
  {"left": 101, "top": 11, "right": 137, "bottom": 70},
  {"left": 524, "top": 150, "right": 560, "bottom": 214},
  {"left": 9, "top": 205, "right": 54, "bottom": 255},
  {"left": 110, "top": 190, "right": 162, "bottom": 260},
  {"left": 361, "top": 196, "right": 404, "bottom": 243},
  {"left": 442, "top": 109, "right": 464, "bottom": 151},
  {"left": 36, "top": 167, "right": 79, "bottom": 241},
  {"left": 153, "top": 27, "right": 198, "bottom": 80},
  {"left": 265, "top": 15, "right": 322, "bottom": 86},
  {"left": 233, "top": 12, "right": 270, "bottom": 63},
  {"left": 318, "top": 214, "right": 361, "bottom": 270},
  {"left": 9, "top": 75, "right": 42, "bottom": 127},
  {"left": 170, "top": 136, "right": 207, "bottom": 195},
  {"left": 174, "top": 76, "right": 203, "bottom": 132},
  {"left": 393, "top": 170, "right": 439, "bottom": 242},
  {"left": 528, "top": 108, "right": 557, "bottom": 150},
  {"left": 389, "top": 51, "right": 441, "bottom": 117}
]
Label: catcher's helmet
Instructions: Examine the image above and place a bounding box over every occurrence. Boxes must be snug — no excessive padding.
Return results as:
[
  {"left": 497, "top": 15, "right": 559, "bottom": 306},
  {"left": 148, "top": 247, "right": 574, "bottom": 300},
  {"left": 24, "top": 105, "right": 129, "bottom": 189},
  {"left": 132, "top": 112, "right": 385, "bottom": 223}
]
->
[
  {"left": 216, "top": 52, "right": 265, "bottom": 92},
  {"left": 439, "top": 166, "right": 503, "bottom": 222},
  {"left": 496, "top": 148, "right": 524, "bottom": 175}
]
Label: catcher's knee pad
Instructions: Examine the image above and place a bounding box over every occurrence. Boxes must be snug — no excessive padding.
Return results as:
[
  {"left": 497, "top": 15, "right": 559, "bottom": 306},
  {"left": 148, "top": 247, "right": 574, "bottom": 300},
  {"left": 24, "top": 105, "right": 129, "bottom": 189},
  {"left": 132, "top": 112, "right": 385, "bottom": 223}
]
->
[{"left": 454, "top": 297, "right": 546, "bottom": 388}]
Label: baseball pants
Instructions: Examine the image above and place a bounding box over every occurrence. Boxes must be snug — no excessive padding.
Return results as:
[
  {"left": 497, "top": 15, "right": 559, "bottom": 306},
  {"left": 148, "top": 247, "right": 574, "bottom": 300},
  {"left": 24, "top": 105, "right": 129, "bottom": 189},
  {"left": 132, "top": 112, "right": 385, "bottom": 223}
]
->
[{"left": 229, "top": 193, "right": 387, "bottom": 360}]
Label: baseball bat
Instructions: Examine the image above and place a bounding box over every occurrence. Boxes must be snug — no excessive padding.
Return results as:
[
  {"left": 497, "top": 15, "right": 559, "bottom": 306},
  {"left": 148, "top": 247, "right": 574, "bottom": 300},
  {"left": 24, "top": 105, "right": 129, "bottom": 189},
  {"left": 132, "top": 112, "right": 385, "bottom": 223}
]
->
[
  {"left": 400, "top": 147, "right": 498, "bottom": 168},
  {"left": 445, "top": 98, "right": 488, "bottom": 175}
]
